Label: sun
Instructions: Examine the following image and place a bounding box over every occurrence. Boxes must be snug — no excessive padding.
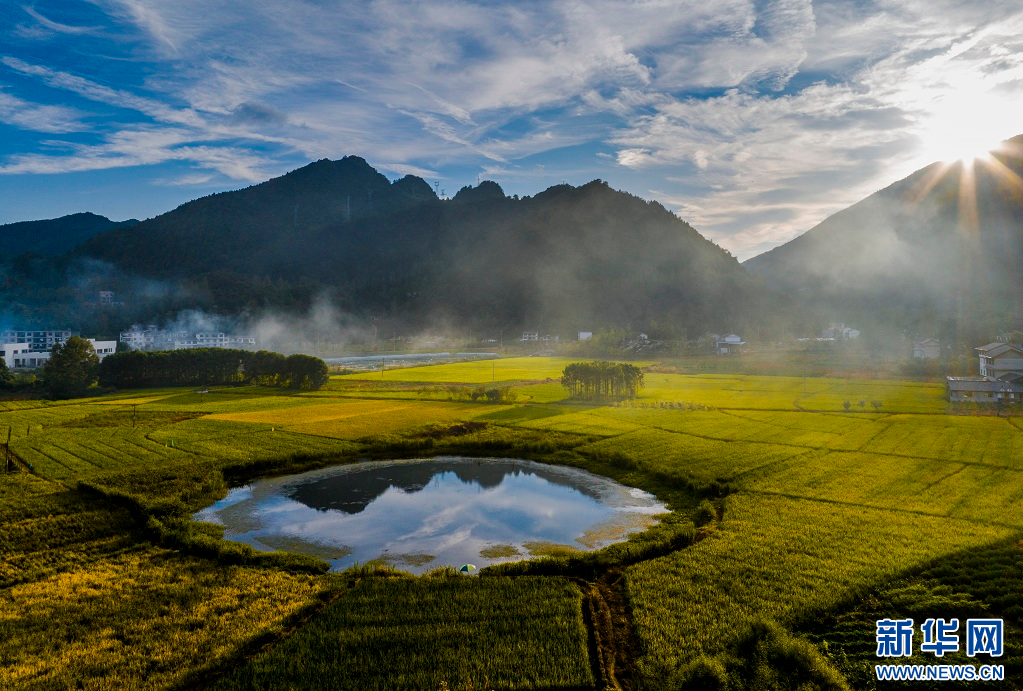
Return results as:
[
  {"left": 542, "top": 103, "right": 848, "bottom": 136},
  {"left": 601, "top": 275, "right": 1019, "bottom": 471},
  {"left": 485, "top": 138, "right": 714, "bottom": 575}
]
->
[{"left": 916, "top": 90, "right": 1015, "bottom": 164}]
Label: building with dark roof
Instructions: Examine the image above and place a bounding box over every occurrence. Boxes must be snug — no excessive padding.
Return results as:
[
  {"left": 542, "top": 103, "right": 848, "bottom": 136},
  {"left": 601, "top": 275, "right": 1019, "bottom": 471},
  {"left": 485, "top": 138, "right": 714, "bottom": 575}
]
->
[{"left": 946, "top": 342, "right": 1023, "bottom": 403}]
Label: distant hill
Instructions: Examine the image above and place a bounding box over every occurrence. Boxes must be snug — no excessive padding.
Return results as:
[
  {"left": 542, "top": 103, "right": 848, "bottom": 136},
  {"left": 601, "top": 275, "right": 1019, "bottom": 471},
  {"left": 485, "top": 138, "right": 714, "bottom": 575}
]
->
[
  {"left": 744, "top": 135, "right": 1023, "bottom": 345},
  {"left": 70, "top": 156, "right": 779, "bottom": 335},
  {"left": 0, "top": 212, "right": 137, "bottom": 258}
]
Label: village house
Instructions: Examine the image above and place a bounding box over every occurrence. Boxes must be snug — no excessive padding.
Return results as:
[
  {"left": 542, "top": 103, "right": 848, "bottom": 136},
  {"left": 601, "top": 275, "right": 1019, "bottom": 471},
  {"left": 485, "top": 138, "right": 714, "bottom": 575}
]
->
[
  {"left": 946, "top": 342, "right": 1023, "bottom": 403},
  {"left": 715, "top": 334, "right": 745, "bottom": 355},
  {"left": 912, "top": 338, "right": 941, "bottom": 359},
  {"left": 822, "top": 323, "right": 860, "bottom": 340}
]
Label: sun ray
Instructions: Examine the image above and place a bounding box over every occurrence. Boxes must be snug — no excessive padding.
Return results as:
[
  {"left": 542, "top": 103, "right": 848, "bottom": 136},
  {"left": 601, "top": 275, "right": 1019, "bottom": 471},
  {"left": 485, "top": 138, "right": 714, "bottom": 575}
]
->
[
  {"left": 981, "top": 142, "right": 1023, "bottom": 193},
  {"left": 904, "top": 161, "right": 955, "bottom": 205},
  {"left": 957, "top": 158, "right": 979, "bottom": 237}
]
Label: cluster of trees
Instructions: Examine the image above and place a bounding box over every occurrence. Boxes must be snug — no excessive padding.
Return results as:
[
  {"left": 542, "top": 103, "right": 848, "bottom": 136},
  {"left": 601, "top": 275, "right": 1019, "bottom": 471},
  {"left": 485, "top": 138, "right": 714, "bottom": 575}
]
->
[
  {"left": 98, "top": 349, "right": 329, "bottom": 390},
  {"left": 561, "top": 361, "right": 644, "bottom": 401}
]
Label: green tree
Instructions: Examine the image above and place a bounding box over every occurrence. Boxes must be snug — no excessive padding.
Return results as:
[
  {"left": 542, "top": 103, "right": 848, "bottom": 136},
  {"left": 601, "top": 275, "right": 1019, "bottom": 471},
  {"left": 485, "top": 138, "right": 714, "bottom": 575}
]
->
[
  {"left": 0, "top": 358, "right": 13, "bottom": 390},
  {"left": 43, "top": 336, "right": 100, "bottom": 399},
  {"left": 283, "top": 354, "right": 329, "bottom": 390}
]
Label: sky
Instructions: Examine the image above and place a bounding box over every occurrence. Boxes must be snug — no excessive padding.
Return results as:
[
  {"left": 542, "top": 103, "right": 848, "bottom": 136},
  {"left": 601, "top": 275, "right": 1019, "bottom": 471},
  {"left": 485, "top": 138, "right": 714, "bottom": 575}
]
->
[{"left": 2, "top": 1, "right": 1023, "bottom": 261}]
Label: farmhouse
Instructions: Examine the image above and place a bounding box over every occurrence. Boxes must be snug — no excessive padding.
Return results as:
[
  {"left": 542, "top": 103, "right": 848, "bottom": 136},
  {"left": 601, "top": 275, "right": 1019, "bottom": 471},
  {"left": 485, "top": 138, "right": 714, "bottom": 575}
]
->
[
  {"left": 822, "top": 323, "right": 860, "bottom": 340},
  {"left": 946, "top": 341, "right": 1023, "bottom": 403},
  {"left": 912, "top": 338, "right": 941, "bottom": 359},
  {"left": 715, "top": 334, "right": 745, "bottom": 355}
]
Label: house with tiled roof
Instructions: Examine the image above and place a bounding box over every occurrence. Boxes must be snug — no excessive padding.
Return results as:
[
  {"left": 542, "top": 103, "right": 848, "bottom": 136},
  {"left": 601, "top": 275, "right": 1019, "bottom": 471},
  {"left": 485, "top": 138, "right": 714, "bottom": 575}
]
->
[{"left": 946, "top": 342, "right": 1023, "bottom": 403}]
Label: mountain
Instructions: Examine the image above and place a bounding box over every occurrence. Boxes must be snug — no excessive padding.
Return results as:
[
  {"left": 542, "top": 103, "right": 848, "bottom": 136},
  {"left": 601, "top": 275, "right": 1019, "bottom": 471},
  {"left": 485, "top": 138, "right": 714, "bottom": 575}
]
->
[
  {"left": 744, "top": 136, "right": 1023, "bottom": 345},
  {"left": 0, "top": 212, "right": 137, "bottom": 258},
  {"left": 69, "top": 156, "right": 779, "bottom": 336}
]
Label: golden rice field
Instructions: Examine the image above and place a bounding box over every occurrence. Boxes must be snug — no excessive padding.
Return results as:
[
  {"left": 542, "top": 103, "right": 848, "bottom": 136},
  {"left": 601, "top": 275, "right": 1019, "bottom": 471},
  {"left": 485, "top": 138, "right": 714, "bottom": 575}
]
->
[
  {"left": 0, "top": 549, "right": 327, "bottom": 690},
  {"left": 1, "top": 356, "right": 1020, "bottom": 689},
  {"left": 336, "top": 356, "right": 584, "bottom": 383},
  {"left": 207, "top": 399, "right": 507, "bottom": 440}
]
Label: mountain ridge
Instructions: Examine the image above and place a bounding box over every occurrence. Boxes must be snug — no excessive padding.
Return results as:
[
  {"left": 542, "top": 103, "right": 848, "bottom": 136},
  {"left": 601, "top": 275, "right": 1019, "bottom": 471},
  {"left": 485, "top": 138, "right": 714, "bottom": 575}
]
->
[
  {"left": 0, "top": 212, "right": 138, "bottom": 258},
  {"left": 743, "top": 135, "right": 1023, "bottom": 343}
]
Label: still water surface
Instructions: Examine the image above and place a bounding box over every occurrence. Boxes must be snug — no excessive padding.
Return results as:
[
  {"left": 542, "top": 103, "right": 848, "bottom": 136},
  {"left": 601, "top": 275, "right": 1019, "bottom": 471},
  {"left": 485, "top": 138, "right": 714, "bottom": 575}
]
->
[{"left": 194, "top": 456, "right": 666, "bottom": 573}]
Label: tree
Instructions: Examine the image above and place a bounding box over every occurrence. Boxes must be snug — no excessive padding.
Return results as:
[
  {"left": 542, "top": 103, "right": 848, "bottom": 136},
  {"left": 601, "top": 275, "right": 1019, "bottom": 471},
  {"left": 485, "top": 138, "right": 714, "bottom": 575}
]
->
[
  {"left": 561, "top": 361, "right": 644, "bottom": 401},
  {"left": 0, "top": 358, "right": 13, "bottom": 390},
  {"left": 282, "top": 354, "right": 329, "bottom": 390},
  {"left": 43, "top": 336, "right": 100, "bottom": 399}
]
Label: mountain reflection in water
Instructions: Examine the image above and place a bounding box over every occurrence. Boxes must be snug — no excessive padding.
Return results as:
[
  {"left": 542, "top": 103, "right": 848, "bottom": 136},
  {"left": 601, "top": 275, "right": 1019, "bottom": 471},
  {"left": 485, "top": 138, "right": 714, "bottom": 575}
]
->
[
  {"left": 195, "top": 456, "right": 666, "bottom": 574},
  {"left": 287, "top": 458, "right": 602, "bottom": 515}
]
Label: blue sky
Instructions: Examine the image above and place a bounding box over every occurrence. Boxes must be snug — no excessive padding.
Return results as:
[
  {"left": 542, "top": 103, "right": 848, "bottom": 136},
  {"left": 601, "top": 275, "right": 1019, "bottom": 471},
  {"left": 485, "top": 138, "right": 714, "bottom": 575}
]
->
[{"left": 2, "top": 1, "right": 1023, "bottom": 260}]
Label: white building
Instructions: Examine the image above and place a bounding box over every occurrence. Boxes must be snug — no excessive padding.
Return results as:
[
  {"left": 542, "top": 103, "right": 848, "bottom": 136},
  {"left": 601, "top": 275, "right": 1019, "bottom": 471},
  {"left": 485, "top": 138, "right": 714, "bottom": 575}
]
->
[
  {"left": 578, "top": 331, "right": 593, "bottom": 341},
  {"left": 1, "top": 343, "right": 38, "bottom": 369},
  {"left": 0, "top": 329, "right": 77, "bottom": 352},
  {"left": 172, "top": 333, "right": 257, "bottom": 349},
  {"left": 822, "top": 323, "right": 860, "bottom": 340},
  {"left": 91, "top": 340, "right": 118, "bottom": 360},
  {"left": 119, "top": 324, "right": 256, "bottom": 351},
  {"left": 1, "top": 338, "right": 117, "bottom": 369}
]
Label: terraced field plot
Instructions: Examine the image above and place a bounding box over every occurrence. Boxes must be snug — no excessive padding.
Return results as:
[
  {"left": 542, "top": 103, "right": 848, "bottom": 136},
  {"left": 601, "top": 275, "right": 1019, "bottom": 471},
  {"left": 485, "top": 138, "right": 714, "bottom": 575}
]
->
[
  {"left": 209, "top": 399, "right": 507, "bottom": 440},
  {"left": 634, "top": 372, "right": 946, "bottom": 412},
  {"left": 336, "top": 356, "right": 583, "bottom": 383}
]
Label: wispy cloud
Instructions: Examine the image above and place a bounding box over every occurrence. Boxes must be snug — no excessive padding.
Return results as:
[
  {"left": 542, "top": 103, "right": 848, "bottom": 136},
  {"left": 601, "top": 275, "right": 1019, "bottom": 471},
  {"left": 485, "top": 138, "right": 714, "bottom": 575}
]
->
[
  {"left": 0, "top": 87, "right": 83, "bottom": 132},
  {"left": 21, "top": 5, "right": 103, "bottom": 35}
]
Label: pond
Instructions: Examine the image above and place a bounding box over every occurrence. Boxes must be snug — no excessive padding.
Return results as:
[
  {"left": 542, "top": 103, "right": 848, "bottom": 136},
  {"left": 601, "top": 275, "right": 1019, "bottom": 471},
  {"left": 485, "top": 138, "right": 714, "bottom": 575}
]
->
[{"left": 194, "top": 456, "right": 667, "bottom": 574}]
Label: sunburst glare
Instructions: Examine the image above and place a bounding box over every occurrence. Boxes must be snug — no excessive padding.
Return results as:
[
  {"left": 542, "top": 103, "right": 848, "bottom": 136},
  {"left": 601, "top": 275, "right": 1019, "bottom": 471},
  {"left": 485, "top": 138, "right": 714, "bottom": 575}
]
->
[{"left": 915, "top": 82, "right": 1018, "bottom": 164}]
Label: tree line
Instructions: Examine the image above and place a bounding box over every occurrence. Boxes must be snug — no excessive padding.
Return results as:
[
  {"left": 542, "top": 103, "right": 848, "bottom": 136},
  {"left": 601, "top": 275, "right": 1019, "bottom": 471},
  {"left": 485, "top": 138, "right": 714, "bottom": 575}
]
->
[
  {"left": 561, "top": 361, "right": 644, "bottom": 401},
  {"left": 98, "top": 348, "right": 329, "bottom": 390}
]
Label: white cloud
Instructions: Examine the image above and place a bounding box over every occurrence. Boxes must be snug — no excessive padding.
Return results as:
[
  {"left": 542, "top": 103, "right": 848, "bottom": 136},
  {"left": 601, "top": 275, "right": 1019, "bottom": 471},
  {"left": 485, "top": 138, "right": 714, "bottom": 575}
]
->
[{"left": 0, "top": 88, "right": 84, "bottom": 132}]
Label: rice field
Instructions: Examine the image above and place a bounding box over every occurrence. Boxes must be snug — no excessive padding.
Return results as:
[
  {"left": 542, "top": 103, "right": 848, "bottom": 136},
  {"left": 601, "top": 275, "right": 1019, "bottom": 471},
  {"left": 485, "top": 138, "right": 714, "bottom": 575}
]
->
[
  {"left": 625, "top": 492, "right": 1016, "bottom": 682},
  {"left": 206, "top": 399, "right": 506, "bottom": 440},
  {"left": 214, "top": 576, "right": 593, "bottom": 691},
  {"left": 1, "top": 357, "right": 1021, "bottom": 689},
  {"left": 634, "top": 372, "right": 947, "bottom": 412},
  {"left": 335, "top": 356, "right": 583, "bottom": 383},
  {"left": 0, "top": 549, "right": 328, "bottom": 690}
]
